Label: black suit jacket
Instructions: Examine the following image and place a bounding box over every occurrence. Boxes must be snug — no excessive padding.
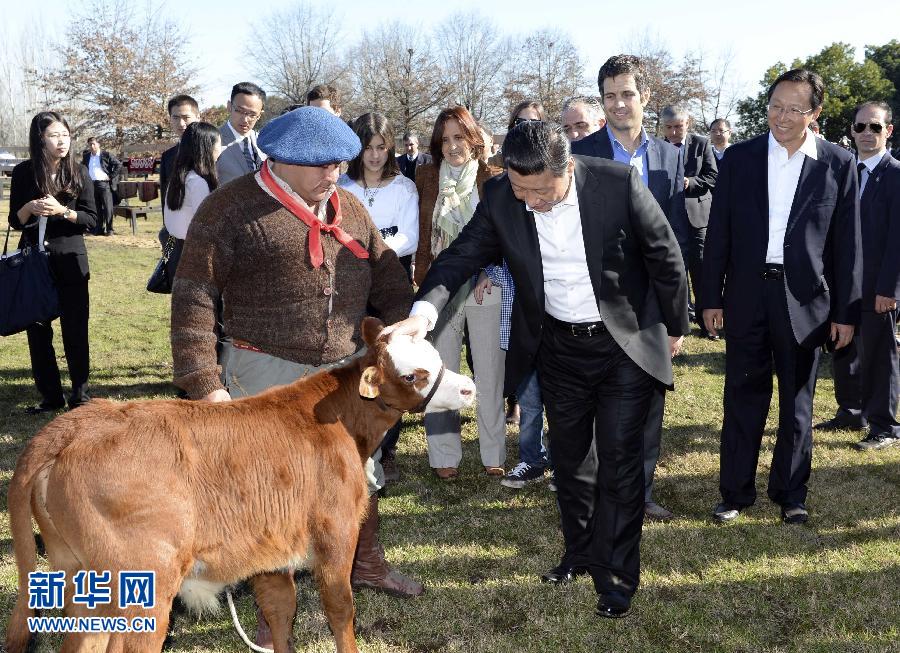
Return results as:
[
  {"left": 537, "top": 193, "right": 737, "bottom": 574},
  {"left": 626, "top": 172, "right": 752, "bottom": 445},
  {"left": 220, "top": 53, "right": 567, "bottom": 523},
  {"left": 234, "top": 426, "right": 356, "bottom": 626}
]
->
[
  {"left": 416, "top": 157, "right": 690, "bottom": 393},
  {"left": 81, "top": 150, "right": 123, "bottom": 191},
  {"left": 7, "top": 160, "right": 98, "bottom": 283},
  {"left": 702, "top": 134, "right": 861, "bottom": 348},
  {"left": 396, "top": 152, "right": 432, "bottom": 181},
  {"left": 859, "top": 152, "right": 900, "bottom": 308},
  {"left": 668, "top": 133, "right": 717, "bottom": 228},
  {"left": 571, "top": 126, "right": 688, "bottom": 248}
]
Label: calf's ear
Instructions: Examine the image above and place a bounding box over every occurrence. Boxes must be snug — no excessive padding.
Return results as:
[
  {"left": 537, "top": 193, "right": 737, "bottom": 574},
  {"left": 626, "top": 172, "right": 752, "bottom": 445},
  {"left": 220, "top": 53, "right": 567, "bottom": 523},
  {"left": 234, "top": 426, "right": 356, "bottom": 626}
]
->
[
  {"left": 359, "top": 366, "right": 382, "bottom": 398},
  {"left": 361, "top": 317, "right": 386, "bottom": 348}
]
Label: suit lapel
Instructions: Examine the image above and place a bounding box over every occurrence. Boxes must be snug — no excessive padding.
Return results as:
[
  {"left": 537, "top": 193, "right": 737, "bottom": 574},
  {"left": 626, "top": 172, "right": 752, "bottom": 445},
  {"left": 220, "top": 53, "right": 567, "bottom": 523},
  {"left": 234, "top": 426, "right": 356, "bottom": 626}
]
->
[
  {"left": 861, "top": 151, "right": 892, "bottom": 210},
  {"left": 574, "top": 161, "right": 604, "bottom": 297},
  {"left": 502, "top": 178, "right": 545, "bottom": 309},
  {"left": 753, "top": 135, "right": 769, "bottom": 229},
  {"left": 785, "top": 141, "right": 827, "bottom": 238}
]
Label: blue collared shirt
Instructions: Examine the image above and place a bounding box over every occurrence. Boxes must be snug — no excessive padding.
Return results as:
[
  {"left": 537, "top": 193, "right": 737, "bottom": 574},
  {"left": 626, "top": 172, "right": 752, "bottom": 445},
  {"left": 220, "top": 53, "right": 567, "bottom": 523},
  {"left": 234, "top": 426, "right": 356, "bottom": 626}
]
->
[{"left": 606, "top": 126, "right": 650, "bottom": 187}]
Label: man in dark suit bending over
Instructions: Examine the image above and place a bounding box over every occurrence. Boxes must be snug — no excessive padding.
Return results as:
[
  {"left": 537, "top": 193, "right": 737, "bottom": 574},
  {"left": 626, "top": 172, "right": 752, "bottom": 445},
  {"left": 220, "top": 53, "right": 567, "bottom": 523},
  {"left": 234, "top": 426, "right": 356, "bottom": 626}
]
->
[
  {"left": 384, "top": 122, "right": 689, "bottom": 618},
  {"left": 702, "top": 69, "right": 862, "bottom": 525}
]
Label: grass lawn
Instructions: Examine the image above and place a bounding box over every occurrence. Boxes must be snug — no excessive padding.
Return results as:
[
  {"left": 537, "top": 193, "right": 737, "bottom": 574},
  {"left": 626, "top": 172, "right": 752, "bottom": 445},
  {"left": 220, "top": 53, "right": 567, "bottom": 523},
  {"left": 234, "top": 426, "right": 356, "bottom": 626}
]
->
[{"left": 0, "top": 208, "right": 898, "bottom": 652}]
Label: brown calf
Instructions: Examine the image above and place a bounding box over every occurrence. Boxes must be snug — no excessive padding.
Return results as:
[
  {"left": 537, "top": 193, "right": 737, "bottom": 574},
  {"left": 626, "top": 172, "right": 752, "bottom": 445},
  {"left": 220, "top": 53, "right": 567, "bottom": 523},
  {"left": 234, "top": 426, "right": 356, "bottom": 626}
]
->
[{"left": 5, "top": 317, "right": 475, "bottom": 653}]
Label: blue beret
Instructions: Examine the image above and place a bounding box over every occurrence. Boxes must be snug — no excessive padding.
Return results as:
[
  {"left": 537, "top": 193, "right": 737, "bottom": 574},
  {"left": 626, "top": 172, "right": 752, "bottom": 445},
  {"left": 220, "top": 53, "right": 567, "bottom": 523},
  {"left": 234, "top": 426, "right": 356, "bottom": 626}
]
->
[{"left": 257, "top": 106, "right": 361, "bottom": 165}]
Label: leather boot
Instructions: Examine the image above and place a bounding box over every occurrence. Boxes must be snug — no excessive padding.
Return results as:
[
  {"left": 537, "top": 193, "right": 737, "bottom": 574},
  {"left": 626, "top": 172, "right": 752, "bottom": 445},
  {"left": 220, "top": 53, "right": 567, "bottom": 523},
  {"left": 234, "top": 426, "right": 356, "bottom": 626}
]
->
[
  {"left": 255, "top": 605, "right": 274, "bottom": 649},
  {"left": 351, "top": 494, "right": 424, "bottom": 597}
]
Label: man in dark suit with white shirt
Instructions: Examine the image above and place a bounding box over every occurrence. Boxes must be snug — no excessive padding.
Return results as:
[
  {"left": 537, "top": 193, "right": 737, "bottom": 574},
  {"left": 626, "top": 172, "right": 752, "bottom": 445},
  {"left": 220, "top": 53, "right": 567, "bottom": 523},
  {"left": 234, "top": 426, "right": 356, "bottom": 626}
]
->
[
  {"left": 818, "top": 100, "right": 900, "bottom": 450},
  {"left": 396, "top": 132, "right": 432, "bottom": 182},
  {"left": 571, "top": 54, "right": 689, "bottom": 522},
  {"left": 662, "top": 105, "right": 718, "bottom": 338},
  {"left": 384, "top": 122, "right": 689, "bottom": 618},
  {"left": 81, "top": 137, "right": 122, "bottom": 236},
  {"left": 217, "top": 82, "right": 266, "bottom": 184},
  {"left": 702, "top": 69, "right": 862, "bottom": 525}
]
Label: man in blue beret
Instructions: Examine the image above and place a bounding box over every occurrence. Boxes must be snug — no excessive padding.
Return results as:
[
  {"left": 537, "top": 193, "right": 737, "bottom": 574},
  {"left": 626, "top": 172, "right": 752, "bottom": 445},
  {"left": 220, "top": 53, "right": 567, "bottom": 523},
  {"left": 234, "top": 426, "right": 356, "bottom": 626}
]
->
[{"left": 170, "top": 107, "right": 421, "bottom": 647}]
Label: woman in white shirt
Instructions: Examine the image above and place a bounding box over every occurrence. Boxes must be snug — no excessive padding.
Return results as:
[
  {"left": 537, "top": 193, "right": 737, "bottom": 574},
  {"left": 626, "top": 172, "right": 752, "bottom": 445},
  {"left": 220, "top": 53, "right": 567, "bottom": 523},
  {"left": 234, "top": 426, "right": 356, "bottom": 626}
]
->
[
  {"left": 163, "top": 121, "right": 222, "bottom": 278},
  {"left": 338, "top": 112, "right": 418, "bottom": 280}
]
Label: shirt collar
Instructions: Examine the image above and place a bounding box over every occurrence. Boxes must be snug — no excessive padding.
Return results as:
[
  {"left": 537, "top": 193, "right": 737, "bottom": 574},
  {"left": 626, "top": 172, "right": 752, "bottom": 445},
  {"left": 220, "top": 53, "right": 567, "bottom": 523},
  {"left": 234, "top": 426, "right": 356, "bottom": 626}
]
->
[
  {"left": 227, "top": 121, "right": 251, "bottom": 143},
  {"left": 767, "top": 128, "right": 819, "bottom": 161},
  {"left": 861, "top": 151, "right": 886, "bottom": 171},
  {"left": 608, "top": 126, "right": 650, "bottom": 156}
]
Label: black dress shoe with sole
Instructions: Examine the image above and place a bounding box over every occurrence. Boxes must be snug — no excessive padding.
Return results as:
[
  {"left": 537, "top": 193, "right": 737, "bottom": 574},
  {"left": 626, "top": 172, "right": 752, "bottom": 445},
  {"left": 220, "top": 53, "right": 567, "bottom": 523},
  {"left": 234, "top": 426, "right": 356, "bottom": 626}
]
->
[
  {"left": 781, "top": 504, "right": 808, "bottom": 525},
  {"left": 814, "top": 416, "right": 867, "bottom": 431},
  {"left": 540, "top": 564, "right": 587, "bottom": 585},
  {"left": 712, "top": 502, "right": 743, "bottom": 523},
  {"left": 596, "top": 591, "right": 631, "bottom": 618},
  {"left": 24, "top": 403, "right": 66, "bottom": 415}
]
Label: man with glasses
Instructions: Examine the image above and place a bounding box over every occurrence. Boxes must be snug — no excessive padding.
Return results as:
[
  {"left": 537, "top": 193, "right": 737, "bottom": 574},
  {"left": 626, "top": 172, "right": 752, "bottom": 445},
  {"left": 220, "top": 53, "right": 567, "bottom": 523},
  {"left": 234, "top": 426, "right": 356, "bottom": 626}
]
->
[
  {"left": 571, "top": 54, "right": 688, "bottom": 523},
  {"left": 817, "top": 101, "right": 900, "bottom": 450},
  {"left": 217, "top": 82, "right": 267, "bottom": 184},
  {"left": 708, "top": 118, "right": 732, "bottom": 160},
  {"left": 702, "top": 69, "right": 861, "bottom": 525}
]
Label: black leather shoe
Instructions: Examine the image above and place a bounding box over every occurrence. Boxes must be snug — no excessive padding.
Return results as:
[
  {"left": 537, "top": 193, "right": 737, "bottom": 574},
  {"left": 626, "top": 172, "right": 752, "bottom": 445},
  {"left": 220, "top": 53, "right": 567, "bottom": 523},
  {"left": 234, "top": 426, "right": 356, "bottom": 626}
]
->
[
  {"left": 596, "top": 591, "right": 631, "bottom": 618},
  {"left": 712, "top": 502, "right": 742, "bottom": 523},
  {"left": 540, "top": 564, "right": 587, "bottom": 585},
  {"left": 781, "top": 503, "right": 808, "bottom": 525},
  {"left": 24, "top": 403, "right": 66, "bottom": 415},
  {"left": 814, "top": 415, "right": 866, "bottom": 431}
]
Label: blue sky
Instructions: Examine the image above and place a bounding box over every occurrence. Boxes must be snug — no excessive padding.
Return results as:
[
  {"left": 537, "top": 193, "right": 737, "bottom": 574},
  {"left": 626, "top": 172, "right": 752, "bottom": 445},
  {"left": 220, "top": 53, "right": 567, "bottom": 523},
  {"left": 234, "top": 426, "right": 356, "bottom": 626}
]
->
[{"left": 7, "top": 0, "right": 900, "bottom": 112}]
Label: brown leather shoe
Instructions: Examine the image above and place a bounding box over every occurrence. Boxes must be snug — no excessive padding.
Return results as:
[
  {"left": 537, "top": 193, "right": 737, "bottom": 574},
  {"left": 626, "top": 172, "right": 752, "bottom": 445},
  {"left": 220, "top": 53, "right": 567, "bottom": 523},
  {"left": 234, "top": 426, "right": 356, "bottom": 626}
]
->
[
  {"left": 351, "top": 495, "right": 424, "bottom": 598},
  {"left": 254, "top": 605, "right": 274, "bottom": 649},
  {"left": 434, "top": 467, "right": 458, "bottom": 480}
]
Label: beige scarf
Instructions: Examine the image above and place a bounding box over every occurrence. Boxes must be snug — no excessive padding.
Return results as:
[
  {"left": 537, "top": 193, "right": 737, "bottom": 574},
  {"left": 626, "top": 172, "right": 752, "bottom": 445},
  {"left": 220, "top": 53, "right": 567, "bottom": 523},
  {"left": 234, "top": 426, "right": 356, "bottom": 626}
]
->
[{"left": 431, "top": 158, "right": 479, "bottom": 257}]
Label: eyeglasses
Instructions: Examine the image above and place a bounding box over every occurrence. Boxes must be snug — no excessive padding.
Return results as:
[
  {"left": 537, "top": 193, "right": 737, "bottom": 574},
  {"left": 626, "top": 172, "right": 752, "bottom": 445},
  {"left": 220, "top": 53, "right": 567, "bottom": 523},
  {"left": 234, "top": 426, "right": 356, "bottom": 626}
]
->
[
  {"left": 513, "top": 117, "right": 542, "bottom": 127},
  {"left": 853, "top": 122, "right": 886, "bottom": 134},
  {"left": 233, "top": 106, "right": 262, "bottom": 121},
  {"left": 767, "top": 103, "right": 814, "bottom": 118},
  {"left": 710, "top": 128, "right": 731, "bottom": 135}
]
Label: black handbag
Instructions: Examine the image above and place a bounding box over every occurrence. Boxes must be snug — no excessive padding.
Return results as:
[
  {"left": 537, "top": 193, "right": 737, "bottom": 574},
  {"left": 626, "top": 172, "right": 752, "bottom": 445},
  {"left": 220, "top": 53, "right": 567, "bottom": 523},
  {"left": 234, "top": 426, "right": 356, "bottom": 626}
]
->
[
  {"left": 147, "top": 235, "right": 176, "bottom": 294},
  {"left": 0, "top": 225, "right": 61, "bottom": 337}
]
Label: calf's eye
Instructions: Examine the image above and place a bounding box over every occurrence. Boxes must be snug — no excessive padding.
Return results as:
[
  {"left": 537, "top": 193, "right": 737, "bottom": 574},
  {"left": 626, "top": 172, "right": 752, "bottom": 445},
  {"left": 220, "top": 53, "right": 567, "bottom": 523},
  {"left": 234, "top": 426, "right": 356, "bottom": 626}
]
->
[{"left": 402, "top": 374, "right": 417, "bottom": 383}]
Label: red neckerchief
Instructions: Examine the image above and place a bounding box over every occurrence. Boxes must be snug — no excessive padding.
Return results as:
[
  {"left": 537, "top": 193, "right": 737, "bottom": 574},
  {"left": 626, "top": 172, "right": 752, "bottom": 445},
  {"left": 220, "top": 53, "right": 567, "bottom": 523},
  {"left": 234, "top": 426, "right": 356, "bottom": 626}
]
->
[{"left": 259, "top": 160, "right": 369, "bottom": 268}]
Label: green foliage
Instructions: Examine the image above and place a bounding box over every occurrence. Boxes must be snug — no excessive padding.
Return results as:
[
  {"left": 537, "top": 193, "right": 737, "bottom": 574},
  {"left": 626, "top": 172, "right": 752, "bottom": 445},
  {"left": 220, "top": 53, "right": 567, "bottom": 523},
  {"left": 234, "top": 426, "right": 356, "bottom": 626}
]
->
[
  {"left": 865, "top": 40, "right": 900, "bottom": 120},
  {"left": 737, "top": 43, "right": 895, "bottom": 142}
]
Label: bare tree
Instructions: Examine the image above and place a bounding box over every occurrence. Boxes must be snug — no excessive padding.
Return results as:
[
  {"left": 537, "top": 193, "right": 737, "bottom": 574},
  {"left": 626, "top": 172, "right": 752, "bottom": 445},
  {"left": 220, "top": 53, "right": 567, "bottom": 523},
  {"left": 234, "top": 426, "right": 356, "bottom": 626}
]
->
[
  {"left": 34, "top": 0, "right": 197, "bottom": 150},
  {"left": 434, "top": 12, "right": 509, "bottom": 129},
  {"left": 502, "top": 29, "right": 587, "bottom": 122},
  {"left": 346, "top": 22, "right": 453, "bottom": 133},
  {"left": 247, "top": 3, "right": 346, "bottom": 103},
  {"left": 0, "top": 20, "right": 56, "bottom": 144},
  {"left": 691, "top": 47, "right": 743, "bottom": 128}
]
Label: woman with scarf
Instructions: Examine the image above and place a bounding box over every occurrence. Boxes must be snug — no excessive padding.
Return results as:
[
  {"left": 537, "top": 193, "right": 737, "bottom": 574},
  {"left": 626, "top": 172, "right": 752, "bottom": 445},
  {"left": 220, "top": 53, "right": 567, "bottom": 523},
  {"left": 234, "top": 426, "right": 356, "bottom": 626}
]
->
[{"left": 414, "top": 106, "right": 504, "bottom": 480}]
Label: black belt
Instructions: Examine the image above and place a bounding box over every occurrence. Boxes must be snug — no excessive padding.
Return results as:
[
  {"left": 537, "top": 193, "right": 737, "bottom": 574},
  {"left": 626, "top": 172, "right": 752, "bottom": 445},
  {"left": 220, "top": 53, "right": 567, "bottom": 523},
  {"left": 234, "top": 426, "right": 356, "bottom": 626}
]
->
[
  {"left": 762, "top": 263, "right": 784, "bottom": 280},
  {"left": 546, "top": 314, "right": 607, "bottom": 337}
]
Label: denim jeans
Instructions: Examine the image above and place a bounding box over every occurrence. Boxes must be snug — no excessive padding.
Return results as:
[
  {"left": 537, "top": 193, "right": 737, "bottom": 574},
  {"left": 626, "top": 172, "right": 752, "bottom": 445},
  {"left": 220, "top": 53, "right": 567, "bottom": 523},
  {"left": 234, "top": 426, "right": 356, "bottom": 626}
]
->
[{"left": 517, "top": 368, "right": 549, "bottom": 467}]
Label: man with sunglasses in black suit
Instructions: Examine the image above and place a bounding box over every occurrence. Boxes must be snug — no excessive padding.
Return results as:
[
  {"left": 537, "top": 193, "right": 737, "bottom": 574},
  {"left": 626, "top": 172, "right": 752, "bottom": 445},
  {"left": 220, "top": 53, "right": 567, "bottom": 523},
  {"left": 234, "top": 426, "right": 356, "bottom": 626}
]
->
[
  {"left": 817, "top": 101, "right": 900, "bottom": 450},
  {"left": 702, "top": 69, "right": 862, "bottom": 526}
]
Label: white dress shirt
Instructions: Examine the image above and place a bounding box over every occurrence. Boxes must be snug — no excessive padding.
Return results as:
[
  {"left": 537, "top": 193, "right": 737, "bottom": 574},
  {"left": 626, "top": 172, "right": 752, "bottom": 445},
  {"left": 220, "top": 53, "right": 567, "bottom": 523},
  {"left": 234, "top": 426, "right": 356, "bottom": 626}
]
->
[
  {"left": 87, "top": 153, "right": 109, "bottom": 181},
  {"left": 766, "top": 129, "right": 819, "bottom": 264},
  {"left": 858, "top": 151, "right": 885, "bottom": 198},
  {"left": 164, "top": 171, "right": 212, "bottom": 239},
  {"left": 410, "top": 172, "right": 601, "bottom": 329},
  {"left": 226, "top": 122, "right": 264, "bottom": 163}
]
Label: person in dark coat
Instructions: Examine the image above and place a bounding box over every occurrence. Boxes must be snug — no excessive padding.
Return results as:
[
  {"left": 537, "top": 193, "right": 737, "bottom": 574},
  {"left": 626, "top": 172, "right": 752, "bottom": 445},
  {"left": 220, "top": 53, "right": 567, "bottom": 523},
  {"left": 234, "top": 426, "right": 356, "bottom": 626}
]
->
[
  {"left": 8, "top": 111, "right": 97, "bottom": 413},
  {"left": 81, "top": 136, "right": 122, "bottom": 235}
]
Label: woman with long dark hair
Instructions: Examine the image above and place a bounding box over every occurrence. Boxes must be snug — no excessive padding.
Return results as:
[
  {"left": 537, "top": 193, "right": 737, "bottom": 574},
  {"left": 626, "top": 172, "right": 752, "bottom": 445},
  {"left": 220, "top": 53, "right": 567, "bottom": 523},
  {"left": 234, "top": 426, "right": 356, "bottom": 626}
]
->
[
  {"left": 163, "top": 121, "right": 221, "bottom": 278},
  {"left": 8, "top": 111, "right": 97, "bottom": 413},
  {"left": 338, "top": 112, "right": 418, "bottom": 279},
  {"left": 413, "top": 106, "right": 505, "bottom": 480}
]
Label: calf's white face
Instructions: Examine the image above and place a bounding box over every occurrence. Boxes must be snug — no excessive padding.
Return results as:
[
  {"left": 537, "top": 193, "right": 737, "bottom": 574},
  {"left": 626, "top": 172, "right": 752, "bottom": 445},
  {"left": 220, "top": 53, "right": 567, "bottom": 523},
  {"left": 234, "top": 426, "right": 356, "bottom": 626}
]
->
[{"left": 385, "top": 336, "right": 475, "bottom": 412}]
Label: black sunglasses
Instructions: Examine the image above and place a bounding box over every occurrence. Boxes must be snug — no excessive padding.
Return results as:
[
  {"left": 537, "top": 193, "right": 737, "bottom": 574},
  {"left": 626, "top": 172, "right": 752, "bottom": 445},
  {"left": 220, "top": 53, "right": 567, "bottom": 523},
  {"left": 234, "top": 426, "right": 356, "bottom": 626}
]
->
[{"left": 853, "top": 122, "right": 885, "bottom": 134}]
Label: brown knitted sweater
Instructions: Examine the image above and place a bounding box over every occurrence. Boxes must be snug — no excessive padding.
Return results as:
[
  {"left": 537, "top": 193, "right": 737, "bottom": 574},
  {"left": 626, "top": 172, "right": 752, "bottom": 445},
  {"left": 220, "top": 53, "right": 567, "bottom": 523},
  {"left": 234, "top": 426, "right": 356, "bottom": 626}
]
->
[
  {"left": 413, "top": 160, "right": 502, "bottom": 286},
  {"left": 171, "top": 174, "right": 413, "bottom": 399}
]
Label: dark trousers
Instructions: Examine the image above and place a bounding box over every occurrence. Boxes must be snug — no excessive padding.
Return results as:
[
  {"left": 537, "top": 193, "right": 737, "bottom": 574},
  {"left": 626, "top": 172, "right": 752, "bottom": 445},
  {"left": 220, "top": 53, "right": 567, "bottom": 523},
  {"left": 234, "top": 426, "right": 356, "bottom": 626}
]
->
[
  {"left": 831, "top": 335, "right": 865, "bottom": 426},
  {"left": 537, "top": 317, "right": 653, "bottom": 598},
  {"left": 720, "top": 278, "right": 819, "bottom": 507},
  {"left": 687, "top": 225, "right": 707, "bottom": 328},
  {"left": 379, "top": 419, "right": 402, "bottom": 456},
  {"left": 642, "top": 386, "right": 666, "bottom": 502},
  {"left": 25, "top": 279, "right": 90, "bottom": 407},
  {"left": 92, "top": 180, "right": 114, "bottom": 234},
  {"left": 858, "top": 309, "right": 900, "bottom": 437}
]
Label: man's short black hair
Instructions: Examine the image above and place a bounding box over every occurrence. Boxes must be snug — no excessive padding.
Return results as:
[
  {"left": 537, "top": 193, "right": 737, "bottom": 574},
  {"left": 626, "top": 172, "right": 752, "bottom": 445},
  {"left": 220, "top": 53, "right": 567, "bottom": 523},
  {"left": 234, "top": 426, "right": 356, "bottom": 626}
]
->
[
  {"left": 230, "top": 82, "right": 266, "bottom": 103},
  {"left": 503, "top": 121, "right": 570, "bottom": 177},
  {"left": 167, "top": 94, "right": 199, "bottom": 115},
  {"left": 766, "top": 69, "right": 824, "bottom": 110},
  {"left": 709, "top": 117, "right": 731, "bottom": 131},
  {"left": 853, "top": 100, "right": 893, "bottom": 125},
  {"left": 597, "top": 54, "right": 649, "bottom": 99}
]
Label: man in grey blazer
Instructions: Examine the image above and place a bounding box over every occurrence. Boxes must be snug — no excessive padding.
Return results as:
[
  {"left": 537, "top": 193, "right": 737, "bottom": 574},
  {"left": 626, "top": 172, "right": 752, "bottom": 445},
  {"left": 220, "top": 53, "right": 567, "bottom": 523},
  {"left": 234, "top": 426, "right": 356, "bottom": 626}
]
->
[
  {"left": 217, "top": 82, "right": 267, "bottom": 184},
  {"left": 662, "top": 105, "right": 718, "bottom": 338},
  {"left": 571, "top": 54, "right": 689, "bottom": 522}
]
